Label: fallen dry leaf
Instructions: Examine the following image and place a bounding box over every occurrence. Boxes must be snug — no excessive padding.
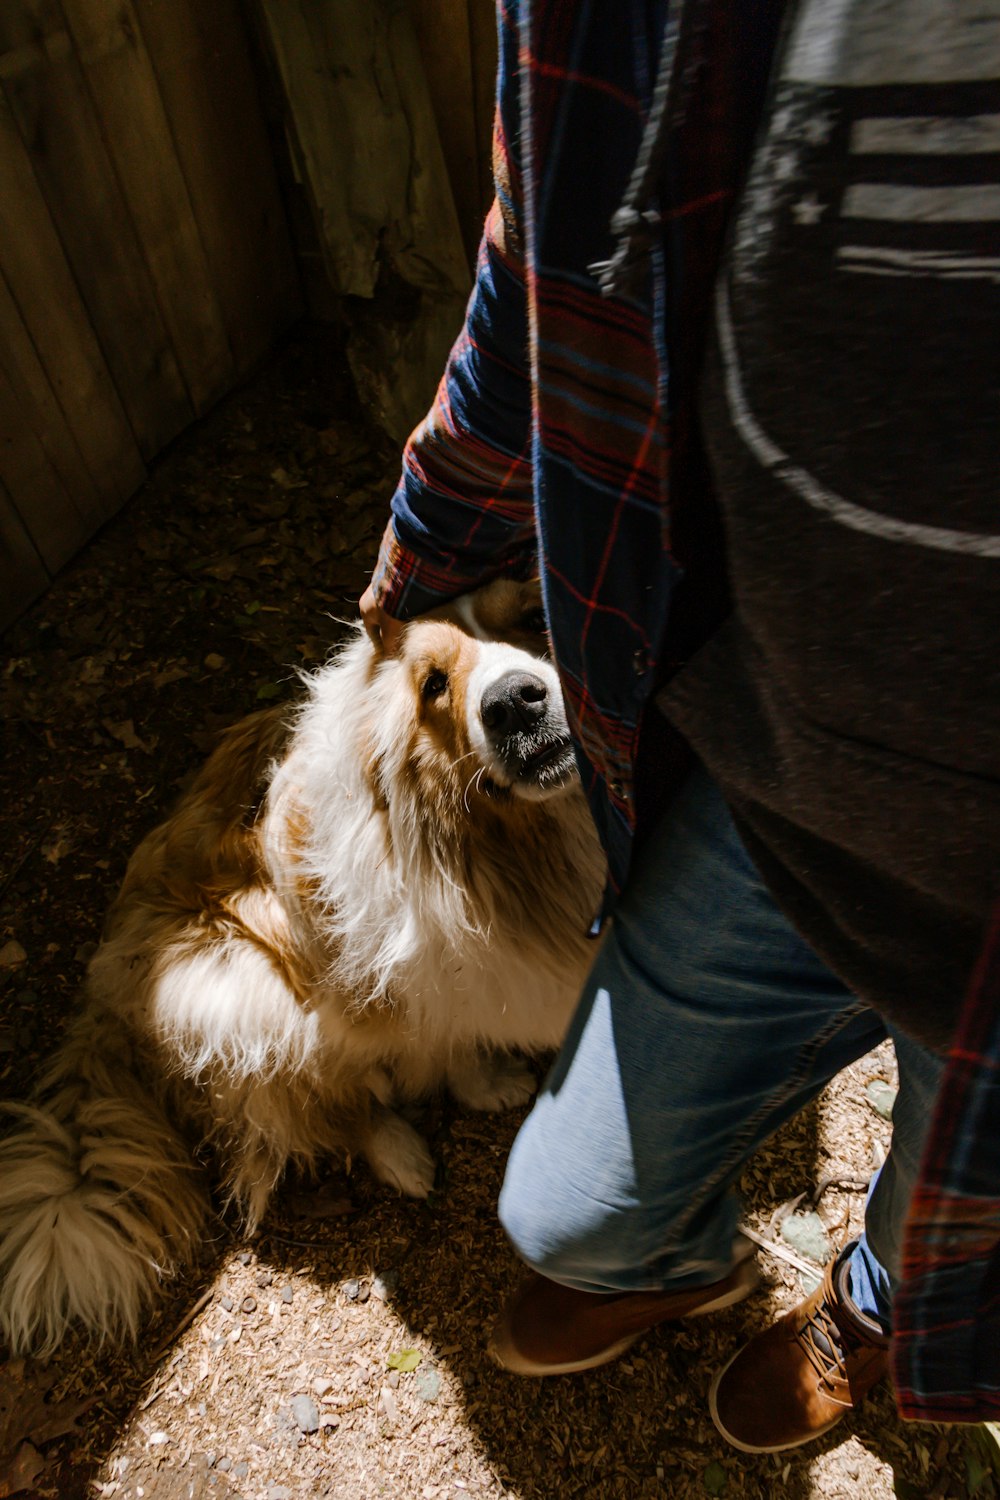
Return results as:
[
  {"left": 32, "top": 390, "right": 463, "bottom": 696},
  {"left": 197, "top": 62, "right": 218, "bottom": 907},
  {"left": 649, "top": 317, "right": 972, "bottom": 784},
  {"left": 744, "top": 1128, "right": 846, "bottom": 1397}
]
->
[
  {"left": 0, "top": 1440, "right": 45, "bottom": 1499},
  {"left": 0, "top": 1360, "right": 91, "bottom": 1445},
  {"left": 152, "top": 665, "right": 191, "bottom": 689},
  {"left": 0, "top": 1361, "right": 93, "bottom": 1497},
  {"left": 102, "top": 719, "right": 156, "bottom": 754},
  {"left": 270, "top": 466, "right": 307, "bottom": 490},
  {"left": 201, "top": 556, "right": 240, "bottom": 582},
  {"left": 41, "top": 825, "right": 74, "bottom": 865}
]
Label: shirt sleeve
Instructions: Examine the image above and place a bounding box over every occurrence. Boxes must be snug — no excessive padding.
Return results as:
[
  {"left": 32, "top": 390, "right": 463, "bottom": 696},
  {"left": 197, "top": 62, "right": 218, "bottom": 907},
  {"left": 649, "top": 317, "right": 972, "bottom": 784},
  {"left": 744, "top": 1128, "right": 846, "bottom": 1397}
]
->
[
  {"left": 892, "top": 900, "right": 1000, "bottom": 1422},
  {"left": 369, "top": 2, "right": 536, "bottom": 620}
]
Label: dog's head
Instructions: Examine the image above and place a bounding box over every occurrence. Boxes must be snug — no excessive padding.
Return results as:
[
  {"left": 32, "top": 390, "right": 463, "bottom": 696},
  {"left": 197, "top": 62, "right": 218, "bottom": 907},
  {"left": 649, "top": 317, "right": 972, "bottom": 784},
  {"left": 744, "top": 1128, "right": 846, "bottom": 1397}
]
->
[{"left": 374, "top": 579, "right": 577, "bottom": 807}]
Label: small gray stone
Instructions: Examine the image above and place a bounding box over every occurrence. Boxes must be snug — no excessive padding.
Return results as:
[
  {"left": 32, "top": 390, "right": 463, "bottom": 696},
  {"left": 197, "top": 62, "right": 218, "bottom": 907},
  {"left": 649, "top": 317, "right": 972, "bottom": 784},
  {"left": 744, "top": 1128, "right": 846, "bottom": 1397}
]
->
[
  {"left": 220, "top": 1294, "right": 234, "bottom": 1312},
  {"left": 256, "top": 1269, "right": 273, "bottom": 1288},
  {"left": 233, "top": 1461, "right": 249, "bottom": 1478},
  {"left": 216, "top": 1456, "right": 232, "bottom": 1472},
  {"left": 414, "top": 1368, "right": 442, "bottom": 1404},
  {"left": 781, "top": 1210, "right": 833, "bottom": 1264},
  {"left": 371, "top": 1269, "right": 399, "bottom": 1302},
  {"left": 280, "top": 1285, "right": 294, "bottom": 1304},
  {"left": 267, "top": 1488, "right": 292, "bottom": 1500},
  {"left": 291, "top": 1394, "right": 320, "bottom": 1434},
  {"left": 343, "top": 1278, "right": 360, "bottom": 1301},
  {"left": 866, "top": 1080, "right": 897, "bottom": 1120},
  {"left": 238, "top": 1251, "right": 252, "bottom": 1265}
]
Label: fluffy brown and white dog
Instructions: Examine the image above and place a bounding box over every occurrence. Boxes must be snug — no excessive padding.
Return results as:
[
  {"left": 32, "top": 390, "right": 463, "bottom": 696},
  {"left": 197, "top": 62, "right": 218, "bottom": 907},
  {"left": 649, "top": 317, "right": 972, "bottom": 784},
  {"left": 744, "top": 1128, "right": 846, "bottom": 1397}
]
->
[{"left": 0, "top": 580, "right": 605, "bottom": 1356}]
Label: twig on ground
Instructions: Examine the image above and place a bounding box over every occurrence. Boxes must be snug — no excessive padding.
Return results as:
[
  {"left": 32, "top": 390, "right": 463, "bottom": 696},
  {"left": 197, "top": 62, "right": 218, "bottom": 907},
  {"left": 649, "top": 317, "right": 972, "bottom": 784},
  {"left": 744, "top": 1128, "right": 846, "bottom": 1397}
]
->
[
  {"left": 146, "top": 1287, "right": 214, "bottom": 1363},
  {"left": 738, "top": 1222, "right": 824, "bottom": 1277}
]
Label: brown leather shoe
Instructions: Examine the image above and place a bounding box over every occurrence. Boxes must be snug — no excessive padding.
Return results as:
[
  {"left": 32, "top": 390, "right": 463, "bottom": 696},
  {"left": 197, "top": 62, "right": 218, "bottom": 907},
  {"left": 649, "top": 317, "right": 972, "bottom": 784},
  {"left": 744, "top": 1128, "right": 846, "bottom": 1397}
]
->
[
  {"left": 709, "top": 1245, "right": 890, "bottom": 1453},
  {"left": 488, "top": 1251, "right": 760, "bottom": 1375}
]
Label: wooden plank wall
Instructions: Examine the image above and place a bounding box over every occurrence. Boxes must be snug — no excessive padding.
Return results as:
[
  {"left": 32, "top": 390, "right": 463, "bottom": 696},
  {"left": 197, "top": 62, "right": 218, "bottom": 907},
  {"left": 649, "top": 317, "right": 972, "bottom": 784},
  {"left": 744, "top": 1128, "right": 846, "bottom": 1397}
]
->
[
  {"left": 253, "top": 0, "right": 497, "bottom": 444},
  {"left": 409, "top": 0, "right": 498, "bottom": 268},
  {"left": 0, "top": 0, "right": 301, "bottom": 630}
]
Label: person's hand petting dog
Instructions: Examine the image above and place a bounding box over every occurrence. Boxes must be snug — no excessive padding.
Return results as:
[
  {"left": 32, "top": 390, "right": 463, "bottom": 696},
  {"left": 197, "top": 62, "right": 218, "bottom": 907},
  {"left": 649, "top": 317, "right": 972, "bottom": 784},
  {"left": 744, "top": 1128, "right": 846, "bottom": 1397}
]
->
[{"left": 359, "top": 584, "right": 404, "bottom": 655}]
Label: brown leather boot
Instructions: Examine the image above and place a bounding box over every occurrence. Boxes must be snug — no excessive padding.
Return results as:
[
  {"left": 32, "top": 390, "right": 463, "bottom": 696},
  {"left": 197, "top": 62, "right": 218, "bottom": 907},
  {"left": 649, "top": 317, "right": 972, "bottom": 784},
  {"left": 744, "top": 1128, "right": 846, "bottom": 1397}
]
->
[
  {"left": 488, "top": 1251, "right": 760, "bottom": 1375},
  {"left": 709, "top": 1245, "right": 890, "bottom": 1453}
]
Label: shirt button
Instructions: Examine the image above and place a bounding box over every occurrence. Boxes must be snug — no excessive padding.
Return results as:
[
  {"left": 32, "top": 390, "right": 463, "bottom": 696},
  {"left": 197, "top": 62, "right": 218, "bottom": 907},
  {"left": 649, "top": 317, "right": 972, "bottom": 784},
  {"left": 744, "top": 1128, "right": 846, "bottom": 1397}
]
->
[{"left": 632, "top": 648, "right": 648, "bottom": 676}]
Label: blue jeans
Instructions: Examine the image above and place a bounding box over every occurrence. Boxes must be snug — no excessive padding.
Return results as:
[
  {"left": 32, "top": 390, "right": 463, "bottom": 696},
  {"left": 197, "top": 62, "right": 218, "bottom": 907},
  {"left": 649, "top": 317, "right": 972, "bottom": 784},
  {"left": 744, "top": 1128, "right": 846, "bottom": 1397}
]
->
[{"left": 498, "top": 765, "right": 945, "bottom": 1328}]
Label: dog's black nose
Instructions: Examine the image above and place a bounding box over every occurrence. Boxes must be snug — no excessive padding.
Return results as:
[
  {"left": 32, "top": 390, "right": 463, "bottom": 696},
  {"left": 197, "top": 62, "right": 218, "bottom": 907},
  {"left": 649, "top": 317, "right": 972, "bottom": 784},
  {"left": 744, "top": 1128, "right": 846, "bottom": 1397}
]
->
[{"left": 481, "top": 671, "right": 549, "bottom": 735}]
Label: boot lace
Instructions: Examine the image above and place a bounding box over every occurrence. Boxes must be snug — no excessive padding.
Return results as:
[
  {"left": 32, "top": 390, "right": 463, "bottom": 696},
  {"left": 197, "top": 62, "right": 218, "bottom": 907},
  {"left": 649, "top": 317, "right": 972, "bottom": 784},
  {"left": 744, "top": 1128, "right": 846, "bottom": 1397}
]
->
[{"left": 794, "top": 1295, "right": 859, "bottom": 1405}]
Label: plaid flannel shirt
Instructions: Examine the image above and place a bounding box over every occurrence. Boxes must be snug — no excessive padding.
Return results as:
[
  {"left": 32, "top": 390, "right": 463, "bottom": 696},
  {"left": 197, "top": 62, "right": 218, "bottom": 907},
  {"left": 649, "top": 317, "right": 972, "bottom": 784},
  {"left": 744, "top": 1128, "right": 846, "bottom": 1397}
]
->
[
  {"left": 370, "top": 0, "right": 786, "bottom": 885},
  {"left": 369, "top": 0, "right": 1000, "bottom": 1419}
]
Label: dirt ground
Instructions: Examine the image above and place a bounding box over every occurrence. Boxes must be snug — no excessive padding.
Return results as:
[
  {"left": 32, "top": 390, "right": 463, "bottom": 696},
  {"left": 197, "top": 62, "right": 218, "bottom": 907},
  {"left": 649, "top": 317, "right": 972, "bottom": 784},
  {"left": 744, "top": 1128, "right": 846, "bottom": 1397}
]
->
[{"left": 0, "top": 325, "right": 994, "bottom": 1500}]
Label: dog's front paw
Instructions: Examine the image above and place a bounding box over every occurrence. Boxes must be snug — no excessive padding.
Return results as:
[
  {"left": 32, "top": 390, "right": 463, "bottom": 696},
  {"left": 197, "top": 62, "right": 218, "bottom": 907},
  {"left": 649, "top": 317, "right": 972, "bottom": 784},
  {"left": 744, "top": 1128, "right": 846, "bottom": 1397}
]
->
[
  {"left": 448, "top": 1052, "right": 538, "bottom": 1113},
  {"left": 364, "top": 1110, "right": 436, "bottom": 1197}
]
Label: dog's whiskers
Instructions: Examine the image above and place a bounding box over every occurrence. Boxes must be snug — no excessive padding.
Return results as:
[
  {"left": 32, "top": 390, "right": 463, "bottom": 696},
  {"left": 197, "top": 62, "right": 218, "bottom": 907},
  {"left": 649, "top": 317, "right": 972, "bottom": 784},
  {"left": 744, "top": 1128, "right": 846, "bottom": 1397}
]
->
[{"left": 463, "top": 764, "right": 483, "bottom": 814}]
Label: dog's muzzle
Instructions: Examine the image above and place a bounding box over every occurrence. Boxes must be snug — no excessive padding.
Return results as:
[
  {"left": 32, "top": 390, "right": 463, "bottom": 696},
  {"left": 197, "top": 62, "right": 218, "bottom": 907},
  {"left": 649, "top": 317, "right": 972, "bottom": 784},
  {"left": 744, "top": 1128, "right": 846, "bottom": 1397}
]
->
[{"left": 480, "top": 670, "right": 575, "bottom": 793}]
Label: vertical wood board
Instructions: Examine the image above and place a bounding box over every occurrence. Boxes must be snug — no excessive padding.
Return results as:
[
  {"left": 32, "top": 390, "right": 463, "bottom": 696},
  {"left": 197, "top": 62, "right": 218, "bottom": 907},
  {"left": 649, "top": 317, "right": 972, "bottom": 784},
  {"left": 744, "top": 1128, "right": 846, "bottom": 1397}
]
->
[
  {"left": 381, "top": 2, "right": 471, "bottom": 296},
  {"left": 467, "top": 0, "right": 499, "bottom": 225},
  {"left": 135, "top": 0, "right": 302, "bottom": 376},
  {"left": 409, "top": 0, "right": 482, "bottom": 268},
  {"left": 257, "top": 0, "right": 409, "bottom": 299},
  {"left": 0, "top": 356, "right": 90, "bottom": 574},
  {"left": 0, "top": 265, "right": 104, "bottom": 532},
  {"left": 256, "top": 0, "right": 471, "bottom": 440},
  {"left": 0, "top": 477, "right": 48, "bottom": 626},
  {"left": 0, "top": 0, "right": 194, "bottom": 459},
  {"left": 257, "top": 0, "right": 468, "bottom": 299},
  {"left": 0, "top": 87, "right": 145, "bottom": 515},
  {"left": 60, "top": 0, "right": 236, "bottom": 416}
]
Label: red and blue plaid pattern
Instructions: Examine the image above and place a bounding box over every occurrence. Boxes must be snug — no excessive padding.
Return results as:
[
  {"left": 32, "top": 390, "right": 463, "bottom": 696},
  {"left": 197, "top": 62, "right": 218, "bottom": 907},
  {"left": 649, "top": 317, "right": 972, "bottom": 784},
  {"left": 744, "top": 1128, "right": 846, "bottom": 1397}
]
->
[
  {"left": 373, "top": 0, "right": 778, "bottom": 881},
  {"left": 893, "top": 908, "right": 1000, "bottom": 1421}
]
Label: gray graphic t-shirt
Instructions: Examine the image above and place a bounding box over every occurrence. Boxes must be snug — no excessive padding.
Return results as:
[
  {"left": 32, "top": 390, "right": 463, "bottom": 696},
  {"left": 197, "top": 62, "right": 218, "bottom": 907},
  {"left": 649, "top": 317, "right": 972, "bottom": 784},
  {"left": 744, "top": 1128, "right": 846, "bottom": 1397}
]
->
[{"left": 663, "top": 0, "right": 1000, "bottom": 1048}]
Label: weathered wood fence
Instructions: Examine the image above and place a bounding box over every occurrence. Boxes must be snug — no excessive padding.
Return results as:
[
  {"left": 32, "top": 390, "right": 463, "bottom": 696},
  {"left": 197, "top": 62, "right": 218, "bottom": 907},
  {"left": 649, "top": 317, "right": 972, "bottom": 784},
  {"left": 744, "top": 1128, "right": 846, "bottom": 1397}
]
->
[
  {"left": 0, "top": 0, "right": 303, "bottom": 628},
  {"left": 0, "top": 0, "right": 497, "bottom": 631}
]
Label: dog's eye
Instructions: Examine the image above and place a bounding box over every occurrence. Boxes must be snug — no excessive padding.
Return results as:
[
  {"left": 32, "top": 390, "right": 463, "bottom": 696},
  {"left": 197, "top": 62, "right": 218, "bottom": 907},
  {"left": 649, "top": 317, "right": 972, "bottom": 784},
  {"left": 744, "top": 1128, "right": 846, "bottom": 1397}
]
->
[
  {"left": 520, "top": 608, "right": 548, "bottom": 635},
  {"left": 422, "top": 669, "right": 449, "bottom": 700}
]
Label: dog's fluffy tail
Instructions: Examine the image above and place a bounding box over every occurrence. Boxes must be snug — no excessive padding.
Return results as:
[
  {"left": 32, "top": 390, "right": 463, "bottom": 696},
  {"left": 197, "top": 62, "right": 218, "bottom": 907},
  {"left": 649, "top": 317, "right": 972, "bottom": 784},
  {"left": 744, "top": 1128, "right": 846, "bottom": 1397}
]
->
[{"left": 0, "top": 1008, "right": 209, "bottom": 1356}]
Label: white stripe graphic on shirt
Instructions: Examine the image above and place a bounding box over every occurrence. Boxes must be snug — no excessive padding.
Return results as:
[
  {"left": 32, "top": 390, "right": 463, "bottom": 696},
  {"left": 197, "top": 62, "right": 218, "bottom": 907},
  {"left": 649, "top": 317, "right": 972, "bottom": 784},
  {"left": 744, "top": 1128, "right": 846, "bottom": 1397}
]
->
[
  {"left": 852, "top": 113, "right": 1000, "bottom": 154},
  {"left": 783, "top": 0, "right": 1000, "bottom": 87},
  {"left": 838, "top": 245, "right": 1000, "bottom": 280},
  {"left": 842, "top": 183, "right": 1000, "bottom": 221},
  {"left": 715, "top": 280, "right": 1000, "bottom": 558},
  {"left": 837, "top": 114, "right": 1000, "bottom": 274}
]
